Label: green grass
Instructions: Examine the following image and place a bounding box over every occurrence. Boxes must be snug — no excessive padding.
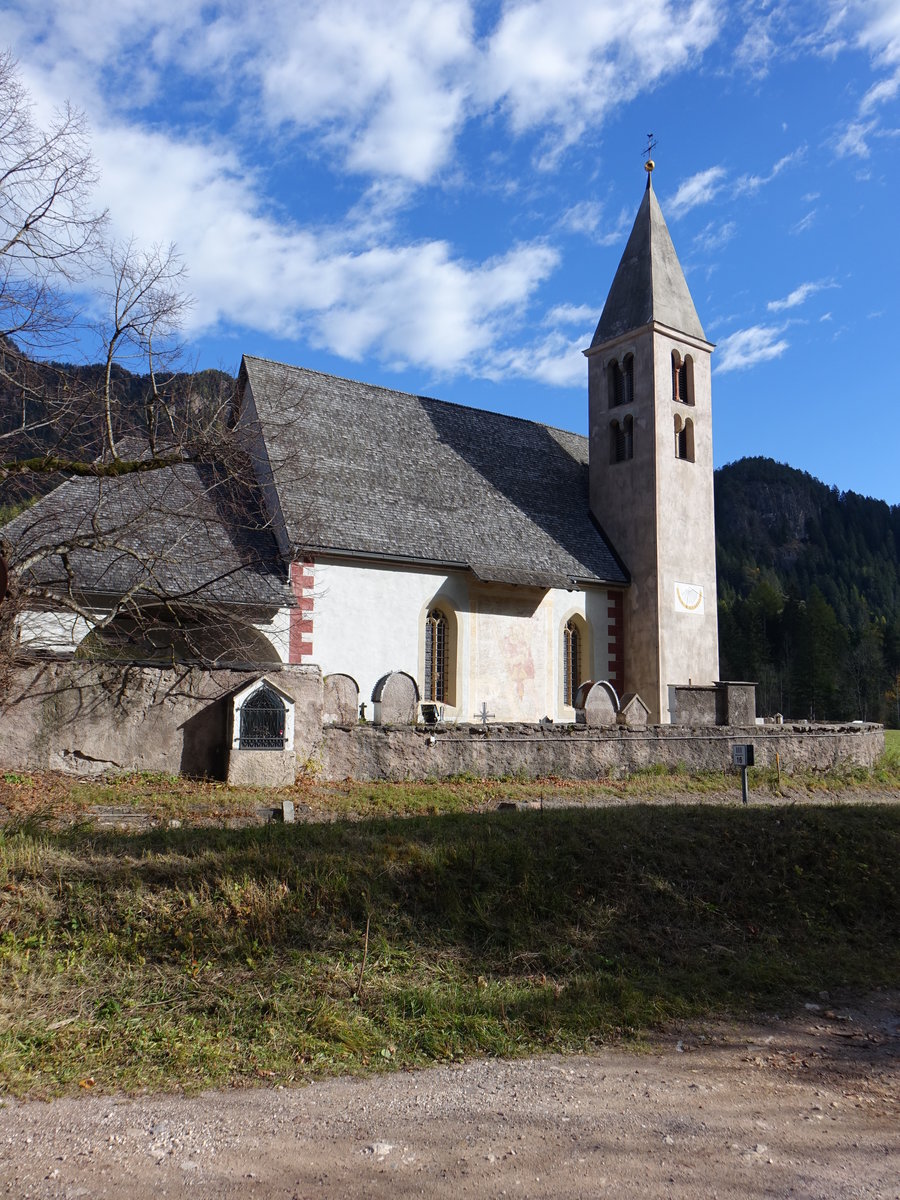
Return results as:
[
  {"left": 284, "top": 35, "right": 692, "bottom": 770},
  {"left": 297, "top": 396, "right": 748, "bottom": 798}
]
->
[
  {"left": 2, "top": 752, "right": 898, "bottom": 833},
  {"left": 1, "top": 803, "right": 898, "bottom": 1098},
  {"left": 883, "top": 729, "right": 900, "bottom": 766}
]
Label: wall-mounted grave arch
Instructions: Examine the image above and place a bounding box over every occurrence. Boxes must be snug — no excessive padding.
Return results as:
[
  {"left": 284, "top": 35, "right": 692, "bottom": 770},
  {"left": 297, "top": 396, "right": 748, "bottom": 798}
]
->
[{"left": 227, "top": 676, "right": 296, "bottom": 787}]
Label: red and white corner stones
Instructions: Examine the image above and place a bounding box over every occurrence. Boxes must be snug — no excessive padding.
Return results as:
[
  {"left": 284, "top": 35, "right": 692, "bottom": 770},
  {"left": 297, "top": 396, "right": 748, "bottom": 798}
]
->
[
  {"left": 607, "top": 590, "right": 624, "bottom": 694},
  {"left": 289, "top": 559, "right": 314, "bottom": 663}
]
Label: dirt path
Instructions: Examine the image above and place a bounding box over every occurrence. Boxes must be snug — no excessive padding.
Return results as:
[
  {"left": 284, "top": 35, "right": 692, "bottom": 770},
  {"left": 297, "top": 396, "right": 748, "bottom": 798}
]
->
[{"left": 1, "top": 994, "right": 897, "bottom": 1199}]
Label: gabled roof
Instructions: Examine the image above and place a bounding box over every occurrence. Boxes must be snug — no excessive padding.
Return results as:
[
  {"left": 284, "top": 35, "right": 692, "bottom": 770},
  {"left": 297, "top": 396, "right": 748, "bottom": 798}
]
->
[
  {"left": 240, "top": 357, "right": 628, "bottom": 589},
  {"left": 2, "top": 458, "right": 292, "bottom": 609},
  {"left": 591, "top": 175, "right": 707, "bottom": 347}
]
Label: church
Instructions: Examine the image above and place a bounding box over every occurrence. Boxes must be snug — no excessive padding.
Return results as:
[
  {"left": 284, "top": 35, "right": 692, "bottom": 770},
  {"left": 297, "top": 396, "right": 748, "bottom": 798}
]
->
[{"left": 6, "top": 166, "right": 720, "bottom": 727}]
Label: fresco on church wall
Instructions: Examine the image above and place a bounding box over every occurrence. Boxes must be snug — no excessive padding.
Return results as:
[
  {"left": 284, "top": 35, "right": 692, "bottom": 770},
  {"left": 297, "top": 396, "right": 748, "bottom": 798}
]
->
[{"left": 472, "top": 595, "right": 546, "bottom": 720}]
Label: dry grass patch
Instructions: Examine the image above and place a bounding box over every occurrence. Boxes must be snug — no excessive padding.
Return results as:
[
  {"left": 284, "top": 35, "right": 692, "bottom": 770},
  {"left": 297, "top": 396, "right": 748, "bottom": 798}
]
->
[{"left": 1, "top": 803, "right": 898, "bottom": 1097}]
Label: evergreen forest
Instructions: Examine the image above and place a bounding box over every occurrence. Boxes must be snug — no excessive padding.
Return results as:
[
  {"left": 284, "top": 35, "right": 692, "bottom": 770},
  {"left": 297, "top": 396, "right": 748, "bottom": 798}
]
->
[{"left": 715, "top": 457, "right": 900, "bottom": 726}]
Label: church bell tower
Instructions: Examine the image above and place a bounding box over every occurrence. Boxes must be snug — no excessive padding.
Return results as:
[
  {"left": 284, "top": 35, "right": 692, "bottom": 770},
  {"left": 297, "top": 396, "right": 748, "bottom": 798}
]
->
[{"left": 585, "top": 162, "right": 719, "bottom": 723}]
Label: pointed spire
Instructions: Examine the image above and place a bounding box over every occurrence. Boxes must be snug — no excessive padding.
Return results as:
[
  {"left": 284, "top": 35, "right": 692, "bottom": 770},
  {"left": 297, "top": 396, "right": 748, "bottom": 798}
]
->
[{"left": 591, "top": 170, "right": 706, "bottom": 347}]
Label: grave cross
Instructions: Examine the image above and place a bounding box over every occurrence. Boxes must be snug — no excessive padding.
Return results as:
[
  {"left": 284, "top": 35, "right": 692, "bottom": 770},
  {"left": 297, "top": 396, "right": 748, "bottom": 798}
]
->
[{"left": 474, "top": 702, "right": 495, "bottom": 725}]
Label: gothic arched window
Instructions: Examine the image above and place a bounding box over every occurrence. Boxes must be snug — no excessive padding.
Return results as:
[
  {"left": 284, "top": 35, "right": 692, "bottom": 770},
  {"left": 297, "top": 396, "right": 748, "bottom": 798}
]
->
[
  {"left": 424, "top": 608, "right": 448, "bottom": 702},
  {"left": 563, "top": 619, "right": 581, "bottom": 707}
]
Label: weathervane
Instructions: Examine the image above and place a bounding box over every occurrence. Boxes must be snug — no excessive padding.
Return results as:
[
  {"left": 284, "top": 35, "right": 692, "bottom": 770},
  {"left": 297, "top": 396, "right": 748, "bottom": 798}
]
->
[{"left": 643, "top": 132, "right": 657, "bottom": 177}]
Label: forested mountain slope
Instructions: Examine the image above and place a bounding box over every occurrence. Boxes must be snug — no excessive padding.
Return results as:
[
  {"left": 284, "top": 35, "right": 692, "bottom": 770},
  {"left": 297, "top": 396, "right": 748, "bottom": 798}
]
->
[{"left": 715, "top": 457, "right": 900, "bottom": 724}]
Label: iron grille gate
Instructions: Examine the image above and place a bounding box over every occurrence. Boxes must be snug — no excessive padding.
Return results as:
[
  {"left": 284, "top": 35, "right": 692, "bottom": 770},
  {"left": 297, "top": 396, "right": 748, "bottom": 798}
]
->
[{"left": 239, "top": 685, "right": 286, "bottom": 750}]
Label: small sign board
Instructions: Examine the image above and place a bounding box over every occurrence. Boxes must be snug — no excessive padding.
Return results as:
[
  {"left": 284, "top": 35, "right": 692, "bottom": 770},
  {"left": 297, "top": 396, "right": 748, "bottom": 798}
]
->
[{"left": 732, "top": 744, "right": 755, "bottom": 768}]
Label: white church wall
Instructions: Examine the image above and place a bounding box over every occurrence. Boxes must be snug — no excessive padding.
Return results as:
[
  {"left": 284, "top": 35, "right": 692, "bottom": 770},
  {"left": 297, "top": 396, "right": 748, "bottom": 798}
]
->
[
  {"left": 16, "top": 608, "right": 95, "bottom": 655},
  {"left": 250, "top": 608, "right": 291, "bottom": 663},
  {"left": 311, "top": 559, "right": 469, "bottom": 720},
  {"left": 311, "top": 558, "right": 609, "bottom": 723}
]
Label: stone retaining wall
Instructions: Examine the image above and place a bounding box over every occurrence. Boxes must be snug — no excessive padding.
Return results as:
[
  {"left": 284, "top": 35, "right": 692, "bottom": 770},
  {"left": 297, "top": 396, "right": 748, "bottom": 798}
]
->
[
  {"left": 0, "top": 660, "right": 322, "bottom": 777},
  {"left": 312, "top": 721, "right": 885, "bottom": 781},
  {"left": 0, "top": 661, "right": 885, "bottom": 782}
]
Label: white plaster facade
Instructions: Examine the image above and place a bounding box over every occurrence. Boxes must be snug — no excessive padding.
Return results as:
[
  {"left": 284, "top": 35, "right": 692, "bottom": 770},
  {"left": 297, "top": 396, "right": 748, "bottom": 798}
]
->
[{"left": 310, "top": 557, "right": 611, "bottom": 723}]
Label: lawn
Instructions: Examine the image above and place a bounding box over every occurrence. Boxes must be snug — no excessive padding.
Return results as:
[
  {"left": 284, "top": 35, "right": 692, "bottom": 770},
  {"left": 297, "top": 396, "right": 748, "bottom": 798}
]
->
[{"left": 1, "top": 798, "right": 898, "bottom": 1097}]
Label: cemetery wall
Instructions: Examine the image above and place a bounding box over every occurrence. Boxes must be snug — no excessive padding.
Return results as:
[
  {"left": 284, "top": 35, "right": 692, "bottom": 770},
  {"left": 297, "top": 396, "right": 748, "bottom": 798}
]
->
[
  {"left": 0, "top": 660, "right": 322, "bottom": 778},
  {"left": 313, "top": 721, "right": 884, "bottom": 781},
  {"left": 0, "top": 660, "right": 884, "bottom": 782}
]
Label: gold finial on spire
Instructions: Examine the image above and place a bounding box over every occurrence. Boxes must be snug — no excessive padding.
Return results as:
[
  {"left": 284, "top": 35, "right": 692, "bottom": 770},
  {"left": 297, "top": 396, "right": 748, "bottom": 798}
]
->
[{"left": 643, "top": 132, "right": 657, "bottom": 181}]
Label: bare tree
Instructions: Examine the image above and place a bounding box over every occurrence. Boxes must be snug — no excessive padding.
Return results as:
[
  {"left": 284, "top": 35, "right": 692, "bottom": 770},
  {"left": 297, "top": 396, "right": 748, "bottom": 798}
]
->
[
  {"left": 0, "top": 53, "right": 290, "bottom": 671},
  {"left": 0, "top": 49, "right": 106, "bottom": 350}
]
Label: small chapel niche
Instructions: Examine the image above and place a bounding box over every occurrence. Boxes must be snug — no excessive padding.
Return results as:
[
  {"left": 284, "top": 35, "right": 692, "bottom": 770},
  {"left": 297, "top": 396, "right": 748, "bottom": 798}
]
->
[
  {"left": 226, "top": 677, "right": 297, "bottom": 788},
  {"left": 672, "top": 350, "right": 694, "bottom": 405},
  {"left": 230, "top": 678, "right": 295, "bottom": 752},
  {"left": 674, "top": 413, "right": 695, "bottom": 462},
  {"left": 607, "top": 353, "right": 634, "bottom": 408},
  {"left": 609, "top": 415, "right": 634, "bottom": 463}
]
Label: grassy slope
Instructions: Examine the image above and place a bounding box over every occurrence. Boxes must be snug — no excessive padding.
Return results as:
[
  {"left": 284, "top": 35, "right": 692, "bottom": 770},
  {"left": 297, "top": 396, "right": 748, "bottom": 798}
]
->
[{"left": 1, "top": 798, "right": 898, "bottom": 1098}]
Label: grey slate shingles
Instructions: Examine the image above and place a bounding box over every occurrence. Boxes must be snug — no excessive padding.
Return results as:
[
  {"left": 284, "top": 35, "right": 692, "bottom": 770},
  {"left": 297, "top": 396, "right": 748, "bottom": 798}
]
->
[
  {"left": 242, "top": 356, "right": 628, "bottom": 588},
  {"left": 591, "top": 177, "right": 707, "bottom": 347},
  {"left": 4, "top": 353, "right": 630, "bottom": 609},
  {"left": 3, "top": 460, "right": 291, "bottom": 608}
]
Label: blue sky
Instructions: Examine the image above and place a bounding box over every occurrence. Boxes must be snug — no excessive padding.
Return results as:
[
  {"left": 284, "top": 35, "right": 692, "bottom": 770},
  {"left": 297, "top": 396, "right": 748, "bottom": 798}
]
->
[{"left": 5, "top": 1, "right": 900, "bottom": 502}]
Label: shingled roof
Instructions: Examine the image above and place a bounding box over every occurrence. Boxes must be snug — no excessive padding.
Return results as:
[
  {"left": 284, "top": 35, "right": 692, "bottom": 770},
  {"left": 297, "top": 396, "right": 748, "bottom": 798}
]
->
[
  {"left": 240, "top": 357, "right": 628, "bottom": 588},
  {"left": 2, "top": 458, "right": 291, "bottom": 609}
]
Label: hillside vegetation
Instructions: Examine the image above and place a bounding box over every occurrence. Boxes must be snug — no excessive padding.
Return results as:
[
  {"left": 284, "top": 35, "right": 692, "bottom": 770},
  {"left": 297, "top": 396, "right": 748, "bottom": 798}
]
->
[{"left": 715, "top": 457, "right": 900, "bottom": 725}]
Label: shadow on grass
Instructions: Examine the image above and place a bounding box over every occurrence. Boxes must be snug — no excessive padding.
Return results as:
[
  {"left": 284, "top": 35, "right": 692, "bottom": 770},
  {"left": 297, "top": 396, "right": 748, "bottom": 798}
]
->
[{"left": 1, "top": 804, "right": 898, "bottom": 1093}]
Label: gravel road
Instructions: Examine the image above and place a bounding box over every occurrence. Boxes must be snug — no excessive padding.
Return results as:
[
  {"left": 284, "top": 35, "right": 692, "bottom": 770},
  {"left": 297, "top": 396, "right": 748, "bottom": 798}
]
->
[{"left": 1, "top": 993, "right": 897, "bottom": 1199}]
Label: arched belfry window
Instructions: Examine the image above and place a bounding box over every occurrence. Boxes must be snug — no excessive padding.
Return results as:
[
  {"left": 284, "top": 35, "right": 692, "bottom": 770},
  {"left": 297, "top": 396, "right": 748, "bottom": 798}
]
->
[
  {"left": 674, "top": 414, "right": 695, "bottom": 462},
  {"left": 239, "top": 683, "right": 286, "bottom": 750},
  {"left": 563, "top": 619, "right": 581, "bottom": 707},
  {"left": 672, "top": 351, "right": 694, "bottom": 405},
  {"left": 610, "top": 415, "right": 634, "bottom": 464},
  {"left": 622, "top": 353, "right": 634, "bottom": 404},
  {"left": 608, "top": 355, "right": 634, "bottom": 408},
  {"left": 424, "top": 608, "right": 448, "bottom": 702}
]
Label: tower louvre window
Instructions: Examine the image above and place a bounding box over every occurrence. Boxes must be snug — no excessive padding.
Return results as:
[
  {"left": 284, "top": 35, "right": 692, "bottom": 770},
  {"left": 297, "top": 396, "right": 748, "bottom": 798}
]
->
[
  {"left": 610, "top": 416, "right": 634, "bottom": 464},
  {"left": 622, "top": 353, "right": 634, "bottom": 404},
  {"left": 672, "top": 351, "right": 694, "bottom": 405},
  {"left": 608, "top": 355, "right": 634, "bottom": 408},
  {"left": 424, "top": 608, "right": 447, "bottom": 702},
  {"left": 674, "top": 414, "right": 694, "bottom": 461}
]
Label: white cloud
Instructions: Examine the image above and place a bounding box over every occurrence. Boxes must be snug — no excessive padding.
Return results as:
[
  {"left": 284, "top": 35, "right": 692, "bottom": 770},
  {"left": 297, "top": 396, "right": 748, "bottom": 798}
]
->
[
  {"left": 692, "top": 220, "right": 736, "bottom": 254},
  {"left": 834, "top": 119, "right": 876, "bottom": 158},
  {"left": 312, "top": 240, "right": 559, "bottom": 372},
  {"left": 767, "top": 280, "right": 836, "bottom": 312},
  {"left": 6, "top": 0, "right": 724, "bottom": 186},
  {"left": 791, "top": 209, "right": 818, "bottom": 234},
  {"left": 256, "top": 0, "right": 475, "bottom": 183},
  {"left": 480, "top": 0, "right": 720, "bottom": 161},
  {"left": 734, "top": 148, "right": 805, "bottom": 195},
  {"left": 488, "top": 330, "right": 588, "bottom": 388},
  {"left": 860, "top": 69, "right": 900, "bottom": 113},
  {"left": 544, "top": 303, "right": 596, "bottom": 326},
  {"left": 715, "top": 324, "right": 789, "bottom": 373},
  {"left": 559, "top": 201, "right": 631, "bottom": 246},
  {"left": 667, "top": 166, "right": 727, "bottom": 218}
]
